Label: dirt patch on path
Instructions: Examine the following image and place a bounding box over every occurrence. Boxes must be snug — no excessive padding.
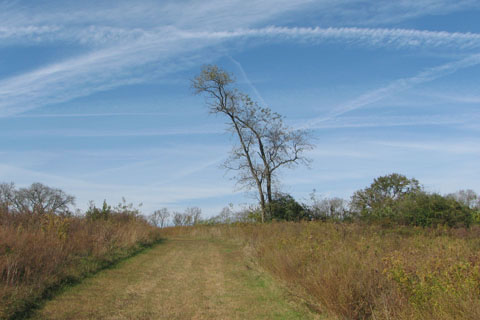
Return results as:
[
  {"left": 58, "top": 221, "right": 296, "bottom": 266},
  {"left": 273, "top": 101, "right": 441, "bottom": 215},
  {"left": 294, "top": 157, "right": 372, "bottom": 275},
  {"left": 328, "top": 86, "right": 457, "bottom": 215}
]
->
[{"left": 31, "top": 238, "right": 315, "bottom": 319}]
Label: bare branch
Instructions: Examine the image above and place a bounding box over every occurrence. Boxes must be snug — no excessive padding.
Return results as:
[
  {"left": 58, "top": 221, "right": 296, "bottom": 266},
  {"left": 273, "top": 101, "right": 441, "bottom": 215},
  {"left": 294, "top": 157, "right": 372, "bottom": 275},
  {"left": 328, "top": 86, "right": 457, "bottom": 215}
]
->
[{"left": 192, "top": 65, "right": 314, "bottom": 222}]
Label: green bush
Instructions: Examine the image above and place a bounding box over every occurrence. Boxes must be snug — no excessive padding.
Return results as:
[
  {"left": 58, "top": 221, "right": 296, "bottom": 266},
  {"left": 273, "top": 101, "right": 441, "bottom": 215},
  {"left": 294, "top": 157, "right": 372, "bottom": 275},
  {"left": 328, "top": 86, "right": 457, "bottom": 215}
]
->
[
  {"left": 396, "top": 192, "right": 473, "bottom": 227},
  {"left": 350, "top": 174, "right": 473, "bottom": 227},
  {"left": 351, "top": 173, "right": 421, "bottom": 221},
  {"left": 268, "top": 194, "right": 309, "bottom": 222},
  {"left": 86, "top": 198, "right": 141, "bottom": 222},
  {"left": 472, "top": 210, "right": 480, "bottom": 224},
  {"left": 85, "top": 200, "right": 112, "bottom": 220}
]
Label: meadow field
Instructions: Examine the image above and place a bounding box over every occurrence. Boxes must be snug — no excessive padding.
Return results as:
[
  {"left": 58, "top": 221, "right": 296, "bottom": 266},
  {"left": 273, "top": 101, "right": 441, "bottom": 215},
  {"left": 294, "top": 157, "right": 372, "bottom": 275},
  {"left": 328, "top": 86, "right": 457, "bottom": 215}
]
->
[
  {"left": 163, "top": 222, "right": 480, "bottom": 320},
  {"left": 1, "top": 181, "right": 479, "bottom": 319},
  {"left": 2, "top": 1, "right": 480, "bottom": 319},
  {"left": 2, "top": 210, "right": 480, "bottom": 319}
]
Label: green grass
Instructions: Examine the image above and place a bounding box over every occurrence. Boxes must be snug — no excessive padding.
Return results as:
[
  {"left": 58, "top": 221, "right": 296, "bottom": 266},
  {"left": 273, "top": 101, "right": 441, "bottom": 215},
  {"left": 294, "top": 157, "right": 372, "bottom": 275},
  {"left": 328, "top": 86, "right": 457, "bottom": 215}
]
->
[{"left": 31, "top": 238, "right": 317, "bottom": 319}]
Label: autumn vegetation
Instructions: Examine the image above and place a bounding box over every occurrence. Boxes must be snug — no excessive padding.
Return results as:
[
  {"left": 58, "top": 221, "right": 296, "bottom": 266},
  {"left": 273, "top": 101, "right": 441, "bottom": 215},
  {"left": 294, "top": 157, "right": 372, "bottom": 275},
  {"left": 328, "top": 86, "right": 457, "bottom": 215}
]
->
[
  {"left": 2, "top": 172, "right": 480, "bottom": 319},
  {"left": 0, "top": 183, "right": 161, "bottom": 319},
  {"left": 161, "top": 172, "right": 480, "bottom": 320},
  {"left": 163, "top": 222, "right": 480, "bottom": 320},
  {"left": 186, "top": 65, "right": 480, "bottom": 318}
]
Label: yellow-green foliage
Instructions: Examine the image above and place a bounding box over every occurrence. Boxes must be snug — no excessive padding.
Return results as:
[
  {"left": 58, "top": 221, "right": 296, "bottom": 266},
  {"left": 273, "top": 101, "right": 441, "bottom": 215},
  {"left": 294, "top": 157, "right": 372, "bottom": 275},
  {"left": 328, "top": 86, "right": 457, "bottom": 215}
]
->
[
  {"left": 163, "top": 222, "right": 480, "bottom": 320},
  {"left": 472, "top": 211, "right": 480, "bottom": 224},
  {"left": 382, "top": 235, "right": 480, "bottom": 319}
]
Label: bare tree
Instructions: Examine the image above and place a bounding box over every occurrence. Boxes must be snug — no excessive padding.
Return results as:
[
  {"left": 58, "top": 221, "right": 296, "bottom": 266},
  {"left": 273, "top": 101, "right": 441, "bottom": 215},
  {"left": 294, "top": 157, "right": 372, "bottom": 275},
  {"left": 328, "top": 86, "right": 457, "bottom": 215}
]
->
[
  {"left": 310, "top": 191, "right": 349, "bottom": 221},
  {"left": 172, "top": 211, "right": 185, "bottom": 226},
  {"left": 0, "top": 183, "right": 15, "bottom": 213},
  {"left": 171, "top": 207, "right": 203, "bottom": 226},
  {"left": 13, "top": 182, "right": 75, "bottom": 215},
  {"left": 447, "top": 189, "right": 478, "bottom": 209},
  {"left": 150, "top": 208, "right": 170, "bottom": 228},
  {"left": 217, "top": 205, "right": 234, "bottom": 224},
  {"left": 192, "top": 65, "right": 312, "bottom": 222},
  {"left": 185, "top": 207, "right": 202, "bottom": 225}
]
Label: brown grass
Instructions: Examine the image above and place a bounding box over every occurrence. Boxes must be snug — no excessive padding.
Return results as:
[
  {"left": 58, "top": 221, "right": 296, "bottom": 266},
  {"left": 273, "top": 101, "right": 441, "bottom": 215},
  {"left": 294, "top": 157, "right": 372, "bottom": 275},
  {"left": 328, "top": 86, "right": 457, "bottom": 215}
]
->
[
  {"left": 0, "top": 209, "right": 162, "bottom": 319},
  {"left": 162, "top": 222, "right": 480, "bottom": 320}
]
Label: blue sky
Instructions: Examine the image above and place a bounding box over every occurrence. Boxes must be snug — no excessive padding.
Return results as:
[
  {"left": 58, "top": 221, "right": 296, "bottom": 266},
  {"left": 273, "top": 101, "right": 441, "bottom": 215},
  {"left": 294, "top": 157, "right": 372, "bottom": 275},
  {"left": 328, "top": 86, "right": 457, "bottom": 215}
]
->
[{"left": 1, "top": 0, "right": 479, "bottom": 216}]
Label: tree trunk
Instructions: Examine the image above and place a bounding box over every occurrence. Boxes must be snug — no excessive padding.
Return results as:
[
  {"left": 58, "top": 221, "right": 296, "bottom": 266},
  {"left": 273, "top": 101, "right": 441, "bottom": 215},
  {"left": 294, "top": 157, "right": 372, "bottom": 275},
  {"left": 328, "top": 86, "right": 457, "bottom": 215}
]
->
[
  {"left": 266, "top": 172, "right": 273, "bottom": 220},
  {"left": 238, "top": 121, "right": 271, "bottom": 222},
  {"left": 258, "top": 187, "right": 266, "bottom": 223},
  {"left": 230, "top": 115, "right": 266, "bottom": 223}
]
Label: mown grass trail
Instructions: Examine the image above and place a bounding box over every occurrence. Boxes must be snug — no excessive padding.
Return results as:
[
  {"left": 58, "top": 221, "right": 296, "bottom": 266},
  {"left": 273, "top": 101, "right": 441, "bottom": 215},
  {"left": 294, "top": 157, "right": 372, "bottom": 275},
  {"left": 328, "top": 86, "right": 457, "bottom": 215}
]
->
[{"left": 31, "top": 238, "right": 315, "bottom": 319}]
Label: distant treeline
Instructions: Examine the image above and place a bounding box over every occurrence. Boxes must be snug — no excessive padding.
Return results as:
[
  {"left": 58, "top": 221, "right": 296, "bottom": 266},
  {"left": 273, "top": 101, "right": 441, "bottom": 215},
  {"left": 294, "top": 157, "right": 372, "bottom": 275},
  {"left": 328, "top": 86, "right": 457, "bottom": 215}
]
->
[
  {"left": 174, "top": 173, "right": 479, "bottom": 228},
  {"left": 2, "top": 173, "right": 477, "bottom": 230}
]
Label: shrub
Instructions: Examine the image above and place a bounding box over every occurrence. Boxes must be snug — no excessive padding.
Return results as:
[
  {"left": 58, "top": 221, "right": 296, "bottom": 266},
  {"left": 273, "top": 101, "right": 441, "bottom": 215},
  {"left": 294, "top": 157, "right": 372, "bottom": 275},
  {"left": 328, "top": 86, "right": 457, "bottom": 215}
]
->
[
  {"left": 350, "top": 174, "right": 473, "bottom": 227},
  {"left": 267, "top": 193, "right": 309, "bottom": 221},
  {"left": 85, "top": 200, "right": 112, "bottom": 220},
  {"left": 397, "top": 192, "right": 473, "bottom": 228},
  {"left": 351, "top": 173, "right": 421, "bottom": 220}
]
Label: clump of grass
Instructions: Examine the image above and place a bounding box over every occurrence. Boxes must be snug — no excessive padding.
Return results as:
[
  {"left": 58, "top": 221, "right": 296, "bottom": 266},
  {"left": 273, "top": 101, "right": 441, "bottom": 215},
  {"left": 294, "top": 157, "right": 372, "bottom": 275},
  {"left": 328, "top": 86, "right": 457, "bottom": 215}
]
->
[
  {"left": 0, "top": 209, "right": 162, "bottom": 319},
  {"left": 163, "top": 222, "right": 480, "bottom": 319}
]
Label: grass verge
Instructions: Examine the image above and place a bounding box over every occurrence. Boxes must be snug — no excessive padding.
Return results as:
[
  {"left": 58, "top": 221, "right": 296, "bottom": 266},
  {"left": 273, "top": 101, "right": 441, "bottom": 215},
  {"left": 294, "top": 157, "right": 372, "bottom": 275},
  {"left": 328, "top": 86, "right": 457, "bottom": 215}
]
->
[{"left": 0, "top": 211, "right": 162, "bottom": 319}]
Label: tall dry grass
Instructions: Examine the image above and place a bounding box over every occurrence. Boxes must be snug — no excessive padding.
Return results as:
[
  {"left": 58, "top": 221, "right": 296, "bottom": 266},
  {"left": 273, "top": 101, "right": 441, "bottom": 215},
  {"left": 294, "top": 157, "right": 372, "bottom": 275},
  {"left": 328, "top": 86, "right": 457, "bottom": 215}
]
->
[
  {"left": 163, "top": 222, "right": 480, "bottom": 320},
  {"left": 0, "top": 209, "right": 162, "bottom": 319}
]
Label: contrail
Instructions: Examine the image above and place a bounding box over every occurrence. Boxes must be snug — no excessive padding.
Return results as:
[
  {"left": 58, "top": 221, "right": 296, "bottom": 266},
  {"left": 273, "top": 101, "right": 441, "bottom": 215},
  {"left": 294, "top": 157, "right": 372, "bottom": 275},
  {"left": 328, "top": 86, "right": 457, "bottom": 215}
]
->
[
  {"left": 229, "top": 56, "right": 269, "bottom": 108},
  {"left": 302, "top": 53, "right": 480, "bottom": 129}
]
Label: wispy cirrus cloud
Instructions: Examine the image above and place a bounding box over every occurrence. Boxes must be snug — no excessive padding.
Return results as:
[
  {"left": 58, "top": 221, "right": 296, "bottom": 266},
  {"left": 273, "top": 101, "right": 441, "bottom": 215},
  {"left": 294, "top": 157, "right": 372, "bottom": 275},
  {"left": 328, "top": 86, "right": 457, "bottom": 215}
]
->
[
  {"left": 303, "top": 113, "right": 478, "bottom": 130},
  {"left": 303, "top": 53, "right": 480, "bottom": 128},
  {"left": 185, "top": 27, "right": 480, "bottom": 50},
  {"left": 3, "top": 25, "right": 480, "bottom": 49},
  {"left": 2, "top": 25, "right": 480, "bottom": 117},
  {"left": 370, "top": 140, "right": 480, "bottom": 155},
  {"left": 0, "top": 34, "right": 225, "bottom": 116},
  {"left": 2, "top": 0, "right": 479, "bottom": 213},
  {"left": 0, "top": 0, "right": 314, "bottom": 36},
  {"left": 0, "top": 0, "right": 315, "bottom": 116},
  {"left": 316, "top": 0, "right": 480, "bottom": 26},
  {"left": 1, "top": 0, "right": 480, "bottom": 118},
  {"left": 0, "top": 25, "right": 61, "bottom": 41},
  {"left": 10, "top": 112, "right": 172, "bottom": 118},
  {"left": 0, "top": 126, "right": 223, "bottom": 137},
  {"left": 420, "top": 91, "right": 480, "bottom": 104},
  {"left": 1, "top": 0, "right": 476, "bottom": 31}
]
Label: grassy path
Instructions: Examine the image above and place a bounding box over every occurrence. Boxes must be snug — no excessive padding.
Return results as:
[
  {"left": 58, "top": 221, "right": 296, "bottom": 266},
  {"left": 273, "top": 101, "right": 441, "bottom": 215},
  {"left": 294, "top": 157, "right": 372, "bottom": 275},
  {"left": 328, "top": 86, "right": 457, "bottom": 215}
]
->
[{"left": 31, "top": 238, "right": 315, "bottom": 319}]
